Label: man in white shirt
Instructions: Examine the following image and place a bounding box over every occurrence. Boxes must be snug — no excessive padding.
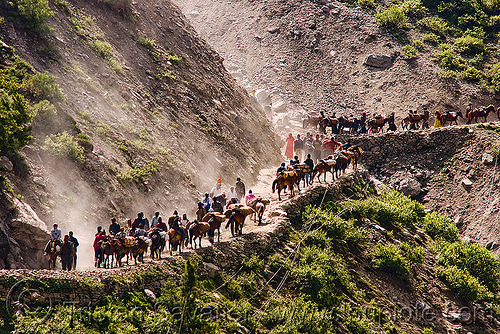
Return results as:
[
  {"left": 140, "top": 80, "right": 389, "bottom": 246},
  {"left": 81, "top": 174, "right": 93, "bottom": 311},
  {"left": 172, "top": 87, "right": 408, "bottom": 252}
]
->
[
  {"left": 151, "top": 212, "right": 160, "bottom": 227},
  {"left": 50, "top": 223, "right": 62, "bottom": 240},
  {"left": 227, "top": 186, "right": 239, "bottom": 202},
  {"left": 210, "top": 183, "right": 222, "bottom": 199}
]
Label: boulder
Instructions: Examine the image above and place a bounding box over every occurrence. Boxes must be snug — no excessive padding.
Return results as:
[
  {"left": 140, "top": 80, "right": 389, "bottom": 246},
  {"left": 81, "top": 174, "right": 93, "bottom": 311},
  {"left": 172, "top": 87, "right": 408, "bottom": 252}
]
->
[
  {"left": 397, "top": 177, "right": 421, "bottom": 197},
  {"left": 255, "top": 89, "right": 270, "bottom": 103},
  {"left": 364, "top": 54, "right": 392, "bottom": 68},
  {"left": 0, "top": 156, "right": 13, "bottom": 171},
  {"left": 205, "top": 263, "right": 220, "bottom": 278},
  {"left": 482, "top": 153, "right": 495, "bottom": 166},
  {"left": 267, "top": 26, "right": 279, "bottom": 34},
  {"left": 144, "top": 289, "right": 156, "bottom": 300},
  {"left": 462, "top": 178, "right": 473, "bottom": 189}
]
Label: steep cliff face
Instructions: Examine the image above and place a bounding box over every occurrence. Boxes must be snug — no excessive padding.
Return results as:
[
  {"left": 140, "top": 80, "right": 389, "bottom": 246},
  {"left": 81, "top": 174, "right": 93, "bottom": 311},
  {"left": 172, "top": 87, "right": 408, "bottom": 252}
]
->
[{"left": 0, "top": 0, "right": 280, "bottom": 268}]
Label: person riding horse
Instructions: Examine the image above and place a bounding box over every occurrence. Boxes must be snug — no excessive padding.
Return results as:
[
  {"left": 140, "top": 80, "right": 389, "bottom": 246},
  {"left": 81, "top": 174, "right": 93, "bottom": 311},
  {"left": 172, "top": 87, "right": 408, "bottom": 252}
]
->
[
  {"left": 168, "top": 211, "right": 186, "bottom": 239},
  {"left": 44, "top": 223, "right": 62, "bottom": 254}
]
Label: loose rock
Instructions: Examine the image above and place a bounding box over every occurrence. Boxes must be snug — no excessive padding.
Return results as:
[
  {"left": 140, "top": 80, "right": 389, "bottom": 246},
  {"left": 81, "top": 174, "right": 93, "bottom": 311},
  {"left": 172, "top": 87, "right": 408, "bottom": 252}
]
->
[{"left": 364, "top": 54, "right": 392, "bottom": 68}]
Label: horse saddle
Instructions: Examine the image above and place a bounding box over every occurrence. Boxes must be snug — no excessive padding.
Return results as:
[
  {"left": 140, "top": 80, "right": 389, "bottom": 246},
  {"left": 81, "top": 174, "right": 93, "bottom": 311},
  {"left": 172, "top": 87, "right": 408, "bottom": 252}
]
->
[
  {"left": 323, "top": 159, "right": 336, "bottom": 167},
  {"left": 409, "top": 114, "right": 420, "bottom": 121},
  {"left": 123, "top": 236, "right": 136, "bottom": 247},
  {"left": 449, "top": 111, "right": 457, "bottom": 117},
  {"left": 283, "top": 171, "right": 296, "bottom": 179}
]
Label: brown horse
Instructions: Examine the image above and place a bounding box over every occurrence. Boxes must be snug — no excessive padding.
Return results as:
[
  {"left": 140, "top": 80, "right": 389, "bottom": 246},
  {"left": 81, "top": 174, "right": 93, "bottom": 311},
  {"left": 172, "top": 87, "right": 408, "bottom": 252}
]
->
[
  {"left": 367, "top": 117, "right": 387, "bottom": 133},
  {"left": 100, "top": 238, "right": 115, "bottom": 268},
  {"left": 303, "top": 116, "right": 321, "bottom": 129},
  {"left": 335, "top": 154, "right": 351, "bottom": 178},
  {"left": 312, "top": 160, "right": 335, "bottom": 183},
  {"left": 46, "top": 240, "right": 60, "bottom": 270},
  {"left": 225, "top": 208, "right": 254, "bottom": 236},
  {"left": 338, "top": 116, "right": 360, "bottom": 134},
  {"left": 114, "top": 237, "right": 134, "bottom": 266},
  {"left": 343, "top": 146, "right": 363, "bottom": 169},
  {"left": 168, "top": 227, "right": 188, "bottom": 255},
  {"left": 318, "top": 117, "right": 339, "bottom": 134},
  {"left": 149, "top": 228, "right": 166, "bottom": 259},
  {"left": 188, "top": 221, "right": 210, "bottom": 249},
  {"left": 132, "top": 237, "right": 150, "bottom": 263},
  {"left": 401, "top": 114, "right": 426, "bottom": 130},
  {"left": 467, "top": 105, "right": 495, "bottom": 124},
  {"left": 202, "top": 213, "right": 225, "bottom": 243},
  {"left": 272, "top": 170, "right": 300, "bottom": 201},
  {"left": 440, "top": 110, "right": 463, "bottom": 126}
]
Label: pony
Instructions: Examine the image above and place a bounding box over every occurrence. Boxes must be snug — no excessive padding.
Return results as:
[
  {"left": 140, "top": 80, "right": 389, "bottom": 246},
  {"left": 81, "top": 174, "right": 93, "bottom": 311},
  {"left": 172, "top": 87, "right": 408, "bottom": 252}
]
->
[
  {"left": 440, "top": 110, "right": 463, "bottom": 126},
  {"left": 188, "top": 221, "right": 210, "bottom": 249},
  {"left": 225, "top": 207, "right": 254, "bottom": 237},
  {"left": 202, "top": 213, "right": 225, "bottom": 244},
  {"left": 132, "top": 237, "right": 150, "bottom": 263},
  {"left": 367, "top": 117, "right": 387, "bottom": 133},
  {"left": 319, "top": 117, "right": 339, "bottom": 134},
  {"left": 46, "top": 240, "right": 60, "bottom": 270},
  {"left": 168, "top": 227, "right": 188, "bottom": 255},
  {"left": 248, "top": 197, "right": 269, "bottom": 225},
  {"left": 312, "top": 160, "right": 335, "bottom": 183},
  {"left": 272, "top": 170, "right": 300, "bottom": 201},
  {"left": 149, "top": 228, "right": 166, "bottom": 259},
  {"left": 114, "top": 237, "right": 134, "bottom": 266},
  {"left": 100, "top": 238, "right": 115, "bottom": 268},
  {"left": 343, "top": 146, "right": 363, "bottom": 169},
  {"left": 334, "top": 154, "right": 351, "bottom": 178},
  {"left": 467, "top": 105, "right": 495, "bottom": 124},
  {"left": 401, "top": 114, "right": 426, "bottom": 130},
  {"left": 338, "top": 116, "right": 360, "bottom": 134},
  {"left": 302, "top": 116, "right": 321, "bottom": 129}
]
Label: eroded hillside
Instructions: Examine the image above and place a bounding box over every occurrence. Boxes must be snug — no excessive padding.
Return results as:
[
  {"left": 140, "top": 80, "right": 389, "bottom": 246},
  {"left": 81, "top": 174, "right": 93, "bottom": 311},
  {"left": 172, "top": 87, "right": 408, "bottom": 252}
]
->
[
  {"left": 0, "top": 0, "right": 280, "bottom": 268},
  {"left": 174, "top": 0, "right": 500, "bottom": 127}
]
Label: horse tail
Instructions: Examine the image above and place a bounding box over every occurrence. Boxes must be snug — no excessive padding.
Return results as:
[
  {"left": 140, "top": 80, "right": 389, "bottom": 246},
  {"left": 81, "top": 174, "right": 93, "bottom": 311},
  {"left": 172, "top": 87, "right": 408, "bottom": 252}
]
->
[{"left": 272, "top": 179, "right": 277, "bottom": 193}]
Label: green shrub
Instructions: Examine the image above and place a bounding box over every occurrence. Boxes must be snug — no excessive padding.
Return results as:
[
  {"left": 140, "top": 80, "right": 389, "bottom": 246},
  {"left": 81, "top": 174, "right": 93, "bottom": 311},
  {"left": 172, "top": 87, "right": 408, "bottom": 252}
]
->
[
  {"left": 421, "top": 212, "right": 459, "bottom": 242},
  {"left": 88, "top": 40, "right": 113, "bottom": 59},
  {"left": 23, "top": 72, "right": 65, "bottom": 102},
  {"left": 400, "top": 242, "right": 425, "bottom": 265},
  {"left": 137, "top": 36, "right": 155, "bottom": 49},
  {"left": 1, "top": 0, "right": 54, "bottom": 32},
  {"left": 422, "top": 32, "right": 441, "bottom": 44},
  {"left": 455, "top": 34, "right": 485, "bottom": 55},
  {"left": 437, "top": 241, "right": 500, "bottom": 291},
  {"left": 357, "top": 0, "right": 377, "bottom": 9},
  {"left": 458, "top": 66, "right": 484, "bottom": 81},
  {"left": 400, "top": 0, "right": 428, "bottom": 19},
  {"left": 43, "top": 131, "right": 85, "bottom": 162},
  {"left": 489, "top": 63, "right": 500, "bottom": 92},
  {"left": 0, "top": 91, "right": 33, "bottom": 154},
  {"left": 373, "top": 244, "right": 412, "bottom": 281},
  {"left": 117, "top": 161, "right": 160, "bottom": 185},
  {"left": 417, "top": 17, "right": 452, "bottom": 36},
  {"left": 31, "top": 99, "right": 58, "bottom": 127},
  {"left": 402, "top": 44, "right": 418, "bottom": 59},
  {"left": 292, "top": 246, "right": 354, "bottom": 307},
  {"left": 302, "top": 206, "right": 368, "bottom": 248},
  {"left": 437, "top": 266, "right": 491, "bottom": 301},
  {"left": 433, "top": 44, "right": 463, "bottom": 70},
  {"left": 375, "top": 5, "right": 408, "bottom": 31},
  {"left": 167, "top": 53, "right": 182, "bottom": 63},
  {"left": 77, "top": 132, "right": 93, "bottom": 152}
]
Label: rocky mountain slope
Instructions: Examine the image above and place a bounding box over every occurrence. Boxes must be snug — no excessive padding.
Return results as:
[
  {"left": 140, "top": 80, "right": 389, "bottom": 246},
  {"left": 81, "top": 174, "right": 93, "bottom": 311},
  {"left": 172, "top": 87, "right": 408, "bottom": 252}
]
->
[
  {"left": 174, "top": 0, "right": 500, "bottom": 129},
  {"left": 0, "top": 0, "right": 280, "bottom": 268}
]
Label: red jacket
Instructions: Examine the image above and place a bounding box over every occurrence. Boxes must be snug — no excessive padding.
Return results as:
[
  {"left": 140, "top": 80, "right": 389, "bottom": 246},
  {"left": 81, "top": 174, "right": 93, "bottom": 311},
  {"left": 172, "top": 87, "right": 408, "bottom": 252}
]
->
[
  {"left": 323, "top": 140, "right": 340, "bottom": 151},
  {"left": 93, "top": 232, "right": 106, "bottom": 250}
]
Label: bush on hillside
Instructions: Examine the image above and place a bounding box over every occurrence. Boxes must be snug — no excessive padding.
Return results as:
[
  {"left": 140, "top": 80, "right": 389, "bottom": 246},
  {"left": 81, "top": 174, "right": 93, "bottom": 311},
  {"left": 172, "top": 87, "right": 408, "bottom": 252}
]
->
[
  {"left": 400, "top": 0, "right": 428, "bottom": 19},
  {"left": 455, "top": 34, "right": 485, "bottom": 55},
  {"left": 437, "top": 241, "right": 500, "bottom": 292},
  {"left": 42, "top": 131, "right": 85, "bottom": 163},
  {"left": 421, "top": 212, "right": 459, "bottom": 242},
  {"left": 0, "top": 0, "right": 54, "bottom": 32},
  {"left": 373, "top": 244, "right": 412, "bottom": 281},
  {"left": 23, "top": 72, "right": 65, "bottom": 102},
  {"left": 375, "top": 5, "right": 408, "bottom": 31},
  {"left": 437, "top": 266, "right": 491, "bottom": 302},
  {"left": 0, "top": 91, "right": 33, "bottom": 155}
]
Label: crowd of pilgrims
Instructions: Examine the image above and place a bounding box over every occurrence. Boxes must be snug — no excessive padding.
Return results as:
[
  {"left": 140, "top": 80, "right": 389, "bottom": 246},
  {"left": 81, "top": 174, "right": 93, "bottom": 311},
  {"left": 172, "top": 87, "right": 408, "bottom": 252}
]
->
[
  {"left": 281, "top": 131, "right": 354, "bottom": 184},
  {"left": 45, "top": 177, "right": 257, "bottom": 270}
]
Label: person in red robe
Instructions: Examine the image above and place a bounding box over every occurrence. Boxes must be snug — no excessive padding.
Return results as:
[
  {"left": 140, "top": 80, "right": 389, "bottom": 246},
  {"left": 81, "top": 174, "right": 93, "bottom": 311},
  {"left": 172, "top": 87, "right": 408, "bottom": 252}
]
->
[{"left": 284, "top": 133, "right": 294, "bottom": 160}]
